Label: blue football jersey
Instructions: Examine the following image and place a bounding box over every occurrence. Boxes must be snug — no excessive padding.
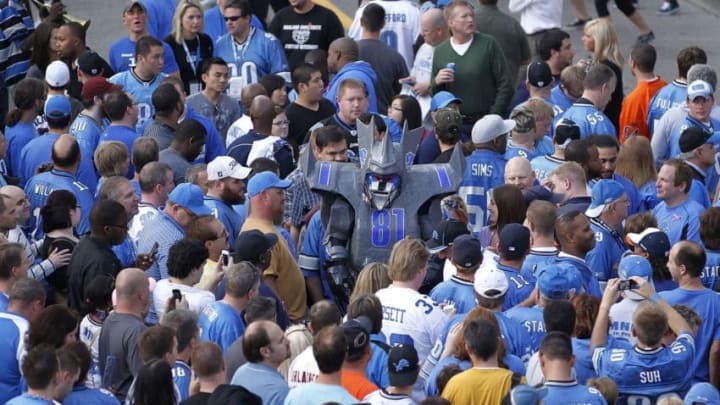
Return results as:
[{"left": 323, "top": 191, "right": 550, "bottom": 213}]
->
[
  {"left": 108, "top": 36, "right": 179, "bottom": 75},
  {"left": 495, "top": 262, "right": 534, "bottom": 310},
  {"left": 702, "top": 250, "right": 720, "bottom": 290},
  {"left": 647, "top": 80, "right": 687, "bottom": 135},
  {"left": 520, "top": 248, "right": 558, "bottom": 280},
  {"left": 667, "top": 116, "right": 720, "bottom": 159},
  {"left": 0, "top": 313, "right": 27, "bottom": 404},
  {"left": 592, "top": 333, "right": 694, "bottom": 404},
  {"left": 199, "top": 301, "right": 245, "bottom": 353},
  {"left": 530, "top": 154, "right": 564, "bottom": 183},
  {"left": 100, "top": 124, "right": 139, "bottom": 178},
  {"left": 504, "top": 305, "right": 545, "bottom": 352},
  {"left": 5, "top": 122, "right": 37, "bottom": 179},
  {"left": 585, "top": 218, "right": 626, "bottom": 282},
  {"left": 429, "top": 276, "right": 476, "bottom": 315},
  {"left": 213, "top": 28, "right": 289, "bottom": 88},
  {"left": 297, "top": 211, "right": 337, "bottom": 305},
  {"left": 109, "top": 70, "right": 168, "bottom": 133},
  {"left": 504, "top": 144, "right": 536, "bottom": 161},
  {"left": 543, "top": 380, "right": 607, "bottom": 405},
  {"left": 172, "top": 360, "right": 192, "bottom": 401},
  {"left": 460, "top": 149, "right": 507, "bottom": 234},
  {"left": 558, "top": 100, "right": 617, "bottom": 139},
  {"left": 550, "top": 85, "right": 573, "bottom": 115}
]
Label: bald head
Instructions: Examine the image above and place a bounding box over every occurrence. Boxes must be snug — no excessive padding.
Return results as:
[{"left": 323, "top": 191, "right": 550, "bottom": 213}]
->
[
  {"left": 329, "top": 38, "right": 359, "bottom": 67},
  {"left": 51, "top": 134, "right": 81, "bottom": 169},
  {"left": 422, "top": 8, "right": 446, "bottom": 29},
  {"left": 0, "top": 185, "right": 24, "bottom": 200},
  {"left": 241, "top": 83, "right": 267, "bottom": 112},
  {"left": 115, "top": 268, "right": 149, "bottom": 298},
  {"left": 250, "top": 95, "right": 275, "bottom": 133},
  {"left": 504, "top": 157, "right": 535, "bottom": 191}
]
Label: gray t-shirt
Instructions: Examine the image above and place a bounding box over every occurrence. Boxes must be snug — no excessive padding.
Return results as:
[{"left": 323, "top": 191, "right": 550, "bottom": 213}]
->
[
  {"left": 186, "top": 93, "right": 242, "bottom": 144},
  {"left": 142, "top": 120, "right": 176, "bottom": 150},
  {"left": 98, "top": 312, "right": 147, "bottom": 403},
  {"left": 159, "top": 148, "right": 191, "bottom": 185}
]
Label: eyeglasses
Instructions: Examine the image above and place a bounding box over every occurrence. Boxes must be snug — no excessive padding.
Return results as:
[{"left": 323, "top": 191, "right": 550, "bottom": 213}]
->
[
  {"left": 272, "top": 120, "right": 290, "bottom": 126},
  {"left": 224, "top": 15, "right": 242, "bottom": 21}
]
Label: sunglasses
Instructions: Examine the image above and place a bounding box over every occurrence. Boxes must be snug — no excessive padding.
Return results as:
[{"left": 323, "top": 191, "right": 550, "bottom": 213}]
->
[{"left": 224, "top": 15, "right": 242, "bottom": 21}]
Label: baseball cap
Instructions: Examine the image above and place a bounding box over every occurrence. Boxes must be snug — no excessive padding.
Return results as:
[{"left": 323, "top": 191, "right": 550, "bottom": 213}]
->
[
  {"left": 554, "top": 118, "right": 581, "bottom": 148},
  {"left": 426, "top": 220, "right": 470, "bottom": 254},
  {"left": 537, "top": 262, "right": 580, "bottom": 299},
  {"left": 618, "top": 254, "right": 653, "bottom": 300},
  {"left": 474, "top": 268, "right": 509, "bottom": 298},
  {"left": 207, "top": 384, "right": 261, "bottom": 405},
  {"left": 77, "top": 50, "right": 105, "bottom": 76},
  {"left": 387, "top": 344, "right": 419, "bottom": 387},
  {"left": 233, "top": 230, "right": 278, "bottom": 262},
  {"left": 342, "top": 316, "right": 372, "bottom": 359},
  {"left": 124, "top": 0, "right": 147, "bottom": 14},
  {"left": 679, "top": 125, "right": 719, "bottom": 153},
  {"left": 451, "top": 235, "right": 483, "bottom": 268},
  {"left": 499, "top": 223, "right": 530, "bottom": 257},
  {"left": 688, "top": 80, "right": 714, "bottom": 100},
  {"left": 45, "top": 61, "right": 70, "bottom": 87},
  {"left": 435, "top": 108, "right": 463, "bottom": 137},
  {"left": 511, "top": 108, "right": 535, "bottom": 134},
  {"left": 472, "top": 114, "right": 515, "bottom": 144},
  {"left": 44, "top": 96, "right": 71, "bottom": 120},
  {"left": 207, "top": 156, "right": 251, "bottom": 181},
  {"left": 684, "top": 382, "right": 720, "bottom": 405},
  {"left": 168, "top": 183, "right": 211, "bottom": 216},
  {"left": 585, "top": 179, "right": 625, "bottom": 218},
  {"left": 510, "top": 384, "right": 548, "bottom": 405},
  {"left": 246, "top": 171, "right": 292, "bottom": 199},
  {"left": 626, "top": 227, "right": 670, "bottom": 260},
  {"left": 81, "top": 77, "right": 122, "bottom": 100},
  {"left": 430, "top": 91, "right": 463, "bottom": 112},
  {"left": 527, "top": 61, "right": 553, "bottom": 88}
]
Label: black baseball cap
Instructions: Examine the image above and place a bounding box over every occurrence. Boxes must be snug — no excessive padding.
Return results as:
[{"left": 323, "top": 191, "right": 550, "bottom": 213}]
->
[
  {"left": 233, "top": 230, "right": 278, "bottom": 262},
  {"left": 426, "top": 220, "right": 470, "bottom": 254}
]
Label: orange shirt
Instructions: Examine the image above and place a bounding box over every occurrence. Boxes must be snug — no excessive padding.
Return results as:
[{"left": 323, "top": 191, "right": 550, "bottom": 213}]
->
[
  {"left": 619, "top": 76, "right": 667, "bottom": 143},
  {"left": 341, "top": 369, "right": 378, "bottom": 400}
]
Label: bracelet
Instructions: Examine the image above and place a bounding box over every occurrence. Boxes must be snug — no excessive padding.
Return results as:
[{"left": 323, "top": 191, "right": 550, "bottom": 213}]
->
[{"left": 650, "top": 293, "right": 661, "bottom": 303}]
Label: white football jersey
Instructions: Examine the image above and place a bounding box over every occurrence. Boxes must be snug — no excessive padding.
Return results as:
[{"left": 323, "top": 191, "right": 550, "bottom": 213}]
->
[
  {"left": 287, "top": 346, "right": 319, "bottom": 388},
  {"left": 348, "top": 0, "right": 420, "bottom": 71}
]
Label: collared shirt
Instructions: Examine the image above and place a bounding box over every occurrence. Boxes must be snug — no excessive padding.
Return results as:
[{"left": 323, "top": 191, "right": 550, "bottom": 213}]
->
[
  {"left": 284, "top": 167, "right": 320, "bottom": 228},
  {"left": 136, "top": 210, "right": 185, "bottom": 281}
]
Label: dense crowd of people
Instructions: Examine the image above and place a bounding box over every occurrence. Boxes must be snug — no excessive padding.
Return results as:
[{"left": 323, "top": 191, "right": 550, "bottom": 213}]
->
[{"left": 0, "top": 0, "right": 718, "bottom": 404}]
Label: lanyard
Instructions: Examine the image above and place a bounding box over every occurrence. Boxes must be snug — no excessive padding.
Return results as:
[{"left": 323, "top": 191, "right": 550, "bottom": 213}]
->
[
  {"left": 232, "top": 27, "right": 254, "bottom": 67},
  {"left": 182, "top": 37, "right": 202, "bottom": 75}
]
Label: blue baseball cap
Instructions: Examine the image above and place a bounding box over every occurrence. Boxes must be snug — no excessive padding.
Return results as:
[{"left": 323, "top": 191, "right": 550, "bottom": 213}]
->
[
  {"left": 537, "top": 262, "right": 581, "bottom": 299},
  {"left": 168, "top": 183, "right": 211, "bottom": 216},
  {"left": 685, "top": 382, "right": 720, "bottom": 405},
  {"left": 431, "top": 91, "right": 463, "bottom": 112},
  {"left": 44, "top": 95, "right": 71, "bottom": 120},
  {"left": 510, "top": 384, "right": 548, "bottom": 405},
  {"left": 688, "top": 80, "right": 714, "bottom": 100},
  {"left": 247, "top": 171, "right": 292, "bottom": 199},
  {"left": 618, "top": 254, "right": 653, "bottom": 300},
  {"left": 585, "top": 179, "right": 625, "bottom": 218}
]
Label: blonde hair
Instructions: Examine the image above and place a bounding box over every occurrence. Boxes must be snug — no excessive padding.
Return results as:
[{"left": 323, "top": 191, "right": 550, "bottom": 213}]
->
[
  {"left": 586, "top": 377, "right": 618, "bottom": 405},
  {"left": 171, "top": 0, "right": 204, "bottom": 45},
  {"left": 585, "top": 19, "right": 624, "bottom": 68},
  {"left": 615, "top": 136, "right": 656, "bottom": 188},
  {"left": 441, "top": 194, "right": 469, "bottom": 224},
  {"left": 549, "top": 161, "right": 586, "bottom": 185},
  {"left": 94, "top": 141, "right": 129, "bottom": 177},
  {"left": 524, "top": 97, "right": 554, "bottom": 121},
  {"left": 388, "top": 237, "right": 430, "bottom": 282},
  {"left": 350, "top": 262, "right": 391, "bottom": 301}
]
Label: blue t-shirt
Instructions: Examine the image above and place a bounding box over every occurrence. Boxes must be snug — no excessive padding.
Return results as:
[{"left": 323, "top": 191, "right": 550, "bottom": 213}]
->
[
  {"left": 504, "top": 305, "right": 545, "bottom": 353},
  {"left": 0, "top": 312, "right": 27, "bottom": 404},
  {"left": 542, "top": 255, "right": 602, "bottom": 298},
  {"left": 543, "top": 380, "right": 607, "bottom": 405},
  {"left": 558, "top": 100, "right": 617, "bottom": 139},
  {"left": 429, "top": 276, "right": 476, "bottom": 315},
  {"left": 550, "top": 85, "right": 573, "bottom": 114},
  {"left": 702, "top": 250, "right": 720, "bottom": 291},
  {"left": 63, "top": 385, "right": 120, "bottom": 405},
  {"left": 136, "top": 210, "right": 185, "bottom": 281},
  {"left": 298, "top": 211, "right": 338, "bottom": 305},
  {"left": 100, "top": 124, "right": 139, "bottom": 178},
  {"left": 0, "top": 293, "right": 8, "bottom": 312},
  {"left": 586, "top": 218, "right": 626, "bottom": 282},
  {"left": 460, "top": 149, "right": 507, "bottom": 234},
  {"left": 592, "top": 333, "right": 695, "bottom": 404},
  {"left": 70, "top": 113, "right": 105, "bottom": 162},
  {"left": 571, "top": 337, "right": 598, "bottom": 385},
  {"left": 231, "top": 362, "right": 289, "bottom": 405},
  {"left": 112, "top": 236, "right": 137, "bottom": 268},
  {"left": 213, "top": 28, "right": 289, "bottom": 87},
  {"left": 173, "top": 360, "right": 192, "bottom": 401},
  {"left": 6, "top": 393, "right": 56, "bottom": 405},
  {"left": 5, "top": 121, "right": 37, "bottom": 179},
  {"left": 504, "top": 144, "right": 536, "bottom": 161},
  {"left": 141, "top": 0, "right": 174, "bottom": 40},
  {"left": 109, "top": 70, "right": 168, "bottom": 133},
  {"left": 108, "top": 36, "right": 179, "bottom": 75},
  {"left": 204, "top": 196, "right": 244, "bottom": 250},
  {"left": 25, "top": 169, "right": 95, "bottom": 239},
  {"left": 18, "top": 132, "right": 59, "bottom": 188},
  {"left": 647, "top": 80, "right": 687, "bottom": 135},
  {"left": 367, "top": 340, "right": 390, "bottom": 389},
  {"left": 653, "top": 199, "right": 704, "bottom": 246},
  {"left": 199, "top": 300, "right": 245, "bottom": 352},
  {"left": 660, "top": 288, "right": 720, "bottom": 383},
  {"left": 530, "top": 154, "right": 564, "bottom": 183}
]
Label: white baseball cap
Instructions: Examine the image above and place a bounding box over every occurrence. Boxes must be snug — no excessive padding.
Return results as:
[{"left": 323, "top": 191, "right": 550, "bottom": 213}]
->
[
  {"left": 45, "top": 61, "right": 70, "bottom": 88},
  {"left": 471, "top": 114, "right": 515, "bottom": 144},
  {"left": 207, "top": 156, "right": 250, "bottom": 181},
  {"left": 473, "top": 268, "right": 509, "bottom": 299}
]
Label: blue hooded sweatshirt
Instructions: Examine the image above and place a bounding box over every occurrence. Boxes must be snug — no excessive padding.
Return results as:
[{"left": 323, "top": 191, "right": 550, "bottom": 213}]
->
[{"left": 325, "top": 61, "right": 378, "bottom": 113}]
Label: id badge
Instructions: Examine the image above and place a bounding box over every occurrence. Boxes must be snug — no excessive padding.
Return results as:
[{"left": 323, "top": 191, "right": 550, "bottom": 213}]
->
[{"left": 189, "top": 81, "right": 202, "bottom": 96}]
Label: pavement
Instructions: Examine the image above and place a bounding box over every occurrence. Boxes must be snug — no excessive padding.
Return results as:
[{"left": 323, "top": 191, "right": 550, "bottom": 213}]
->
[{"left": 66, "top": 0, "right": 719, "bottom": 94}]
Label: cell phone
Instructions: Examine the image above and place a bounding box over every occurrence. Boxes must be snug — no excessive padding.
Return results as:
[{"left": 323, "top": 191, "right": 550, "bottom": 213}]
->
[
  {"left": 221, "top": 250, "right": 230, "bottom": 266},
  {"left": 618, "top": 279, "right": 637, "bottom": 291},
  {"left": 150, "top": 242, "right": 159, "bottom": 258},
  {"left": 172, "top": 289, "right": 182, "bottom": 301}
]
